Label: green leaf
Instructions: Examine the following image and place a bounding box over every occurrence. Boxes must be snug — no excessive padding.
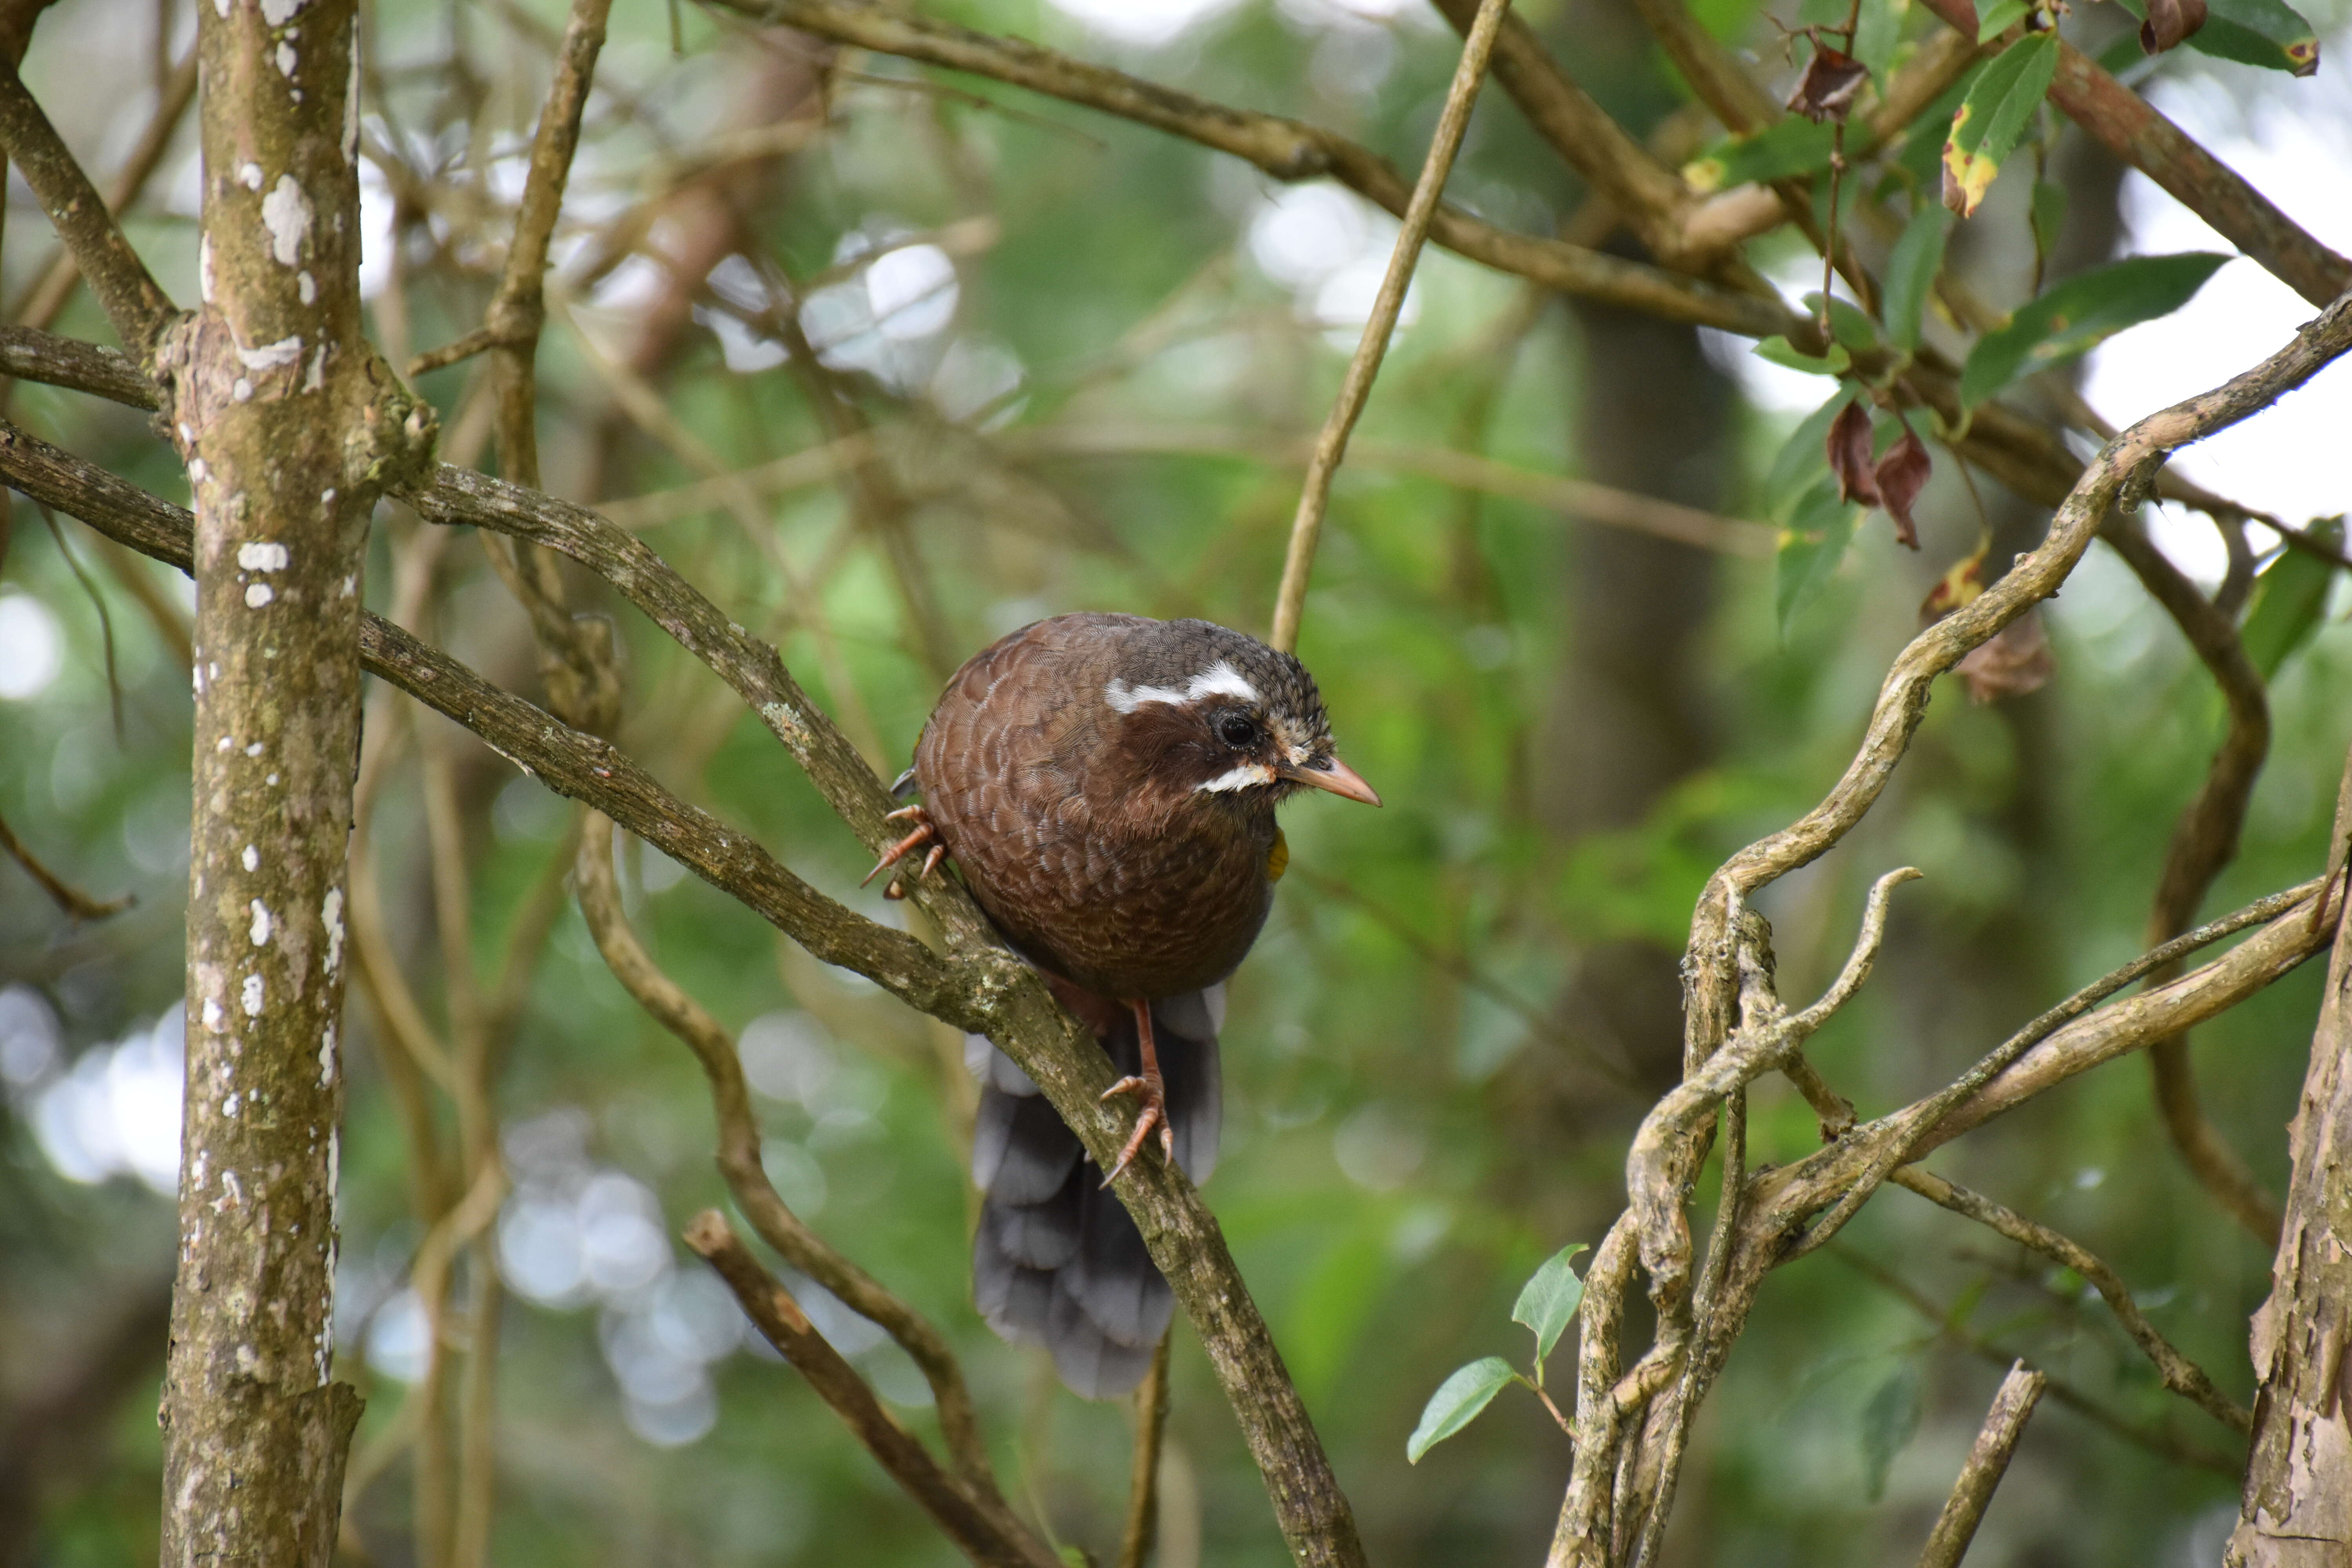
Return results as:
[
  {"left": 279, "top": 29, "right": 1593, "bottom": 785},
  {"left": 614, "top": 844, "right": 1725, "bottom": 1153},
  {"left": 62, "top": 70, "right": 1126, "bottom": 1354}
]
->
[
  {"left": 1854, "top": 0, "right": 1909, "bottom": 80},
  {"left": 1941, "top": 32, "right": 2058, "bottom": 217},
  {"left": 2109, "top": 0, "right": 2319, "bottom": 72},
  {"left": 1893, "top": 63, "right": 1986, "bottom": 194},
  {"left": 1859, "top": 1360, "right": 1924, "bottom": 1502},
  {"left": 1407, "top": 1357, "right": 1519, "bottom": 1463},
  {"left": 1512, "top": 1243, "right": 1590, "bottom": 1365},
  {"left": 1683, "top": 117, "right": 1839, "bottom": 194},
  {"left": 1883, "top": 205, "right": 1952, "bottom": 352},
  {"left": 1975, "top": 0, "right": 2028, "bottom": 39},
  {"left": 1960, "top": 251, "right": 2230, "bottom": 405},
  {"left": 2240, "top": 519, "right": 2345, "bottom": 678},
  {"left": 1763, "top": 388, "right": 1858, "bottom": 519},
  {"left": 1802, "top": 294, "right": 1884, "bottom": 353},
  {"left": 1776, "top": 475, "right": 1860, "bottom": 637},
  {"left": 1755, "top": 336, "right": 1851, "bottom": 376}
]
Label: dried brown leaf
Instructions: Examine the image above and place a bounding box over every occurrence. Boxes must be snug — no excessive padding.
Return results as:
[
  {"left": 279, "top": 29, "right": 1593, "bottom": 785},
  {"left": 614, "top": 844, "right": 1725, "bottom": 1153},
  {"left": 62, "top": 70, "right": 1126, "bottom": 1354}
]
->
[
  {"left": 1827, "top": 399, "right": 1881, "bottom": 506},
  {"left": 2140, "top": 0, "right": 2208, "bottom": 53},
  {"left": 1788, "top": 44, "right": 1871, "bottom": 123},
  {"left": 1955, "top": 611, "right": 2055, "bottom": 702},
  {"left": 1873, "top": 429, "right": 1931, "bottom": 550},
  {"left": 1920, "top": 535, "right": 1992, "bottom": 620}
]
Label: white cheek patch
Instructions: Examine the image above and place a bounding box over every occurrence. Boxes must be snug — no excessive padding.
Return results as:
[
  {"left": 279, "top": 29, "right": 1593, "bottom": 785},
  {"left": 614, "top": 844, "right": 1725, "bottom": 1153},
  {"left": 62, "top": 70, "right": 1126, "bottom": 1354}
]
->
[
  {"left": 1193, "top": 762, "right": 1276, "bottom": 794},
  {"left": 1105, "top": 659, "right": 1263, "bottom": 714}
]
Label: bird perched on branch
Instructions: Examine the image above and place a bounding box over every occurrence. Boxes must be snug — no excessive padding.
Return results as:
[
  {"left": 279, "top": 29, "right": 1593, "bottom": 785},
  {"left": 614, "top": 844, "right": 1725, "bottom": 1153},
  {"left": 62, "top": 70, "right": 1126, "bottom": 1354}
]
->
[{"left": 872, "top": 613, "right": 1379, "bottom": 1396}]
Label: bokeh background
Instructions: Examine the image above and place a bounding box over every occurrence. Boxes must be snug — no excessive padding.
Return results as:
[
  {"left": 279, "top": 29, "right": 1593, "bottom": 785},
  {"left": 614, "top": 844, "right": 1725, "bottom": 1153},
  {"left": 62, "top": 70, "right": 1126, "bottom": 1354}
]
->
[{"left": 4, "top": 0, "right": 2352, "bottom": 1561}]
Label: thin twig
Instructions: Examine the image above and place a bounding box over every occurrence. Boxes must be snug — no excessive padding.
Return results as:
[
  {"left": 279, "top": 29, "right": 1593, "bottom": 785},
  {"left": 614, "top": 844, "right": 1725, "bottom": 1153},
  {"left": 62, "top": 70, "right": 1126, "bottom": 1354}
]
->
[
  {"left": 572, "top": 811, "right": 1009, "bottom": 1498},
  {"left": 0, "top": 808, "right": 131, "bottom": 920},
  {"left": 1890, "top": 1167, "right": 2249, "bottom": 1433},
  {"left": 1269, "top": 0, "right": 1510, "bottom": 653},
  {"left": 1116, "top": 1333, "right": 1174, "bottom": 1568},
  {"left": 1915, "top": 1362, "right": 2046, "bottom": 1568},
  {"left": 2102, "top": 513, "right": 2284, "bottom": 1246}
]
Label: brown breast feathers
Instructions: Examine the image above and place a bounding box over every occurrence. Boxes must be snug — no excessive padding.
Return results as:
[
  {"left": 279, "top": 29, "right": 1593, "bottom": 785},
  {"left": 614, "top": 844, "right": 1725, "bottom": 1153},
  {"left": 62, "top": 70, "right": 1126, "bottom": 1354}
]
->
[{"left": 912, "top": 614, "right": 1278, "bottom": 1001}]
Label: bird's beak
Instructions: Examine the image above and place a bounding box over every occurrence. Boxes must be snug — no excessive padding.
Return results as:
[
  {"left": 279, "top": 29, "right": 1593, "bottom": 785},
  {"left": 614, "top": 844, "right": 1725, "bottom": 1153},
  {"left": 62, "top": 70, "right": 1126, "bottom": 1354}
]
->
[{"left": 1286, "top": 755, "right": 1382, "bottom": 806}]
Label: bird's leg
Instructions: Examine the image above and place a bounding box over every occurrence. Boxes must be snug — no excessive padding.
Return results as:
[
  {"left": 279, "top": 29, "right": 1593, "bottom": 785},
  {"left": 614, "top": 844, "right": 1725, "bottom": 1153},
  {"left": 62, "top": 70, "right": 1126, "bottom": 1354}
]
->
[
  {"left": 1100, "top": 998, "right": 1172, "bottom": 1185},
  {"left": 861, "top": 804, "right": 945, "bottom": 898}
]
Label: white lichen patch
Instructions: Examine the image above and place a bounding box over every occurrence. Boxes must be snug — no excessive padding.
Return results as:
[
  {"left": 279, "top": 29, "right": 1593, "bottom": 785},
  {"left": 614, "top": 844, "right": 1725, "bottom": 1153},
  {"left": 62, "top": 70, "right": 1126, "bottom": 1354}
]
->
[
  {"left": 245, "top": 583, "right": 273, "bottom": 608},
  {"left": 244, "top": 742, "right": 264, "bottom": 758},
  {"left": 261, "top": 175, "right": 313, "bottom": 267},
  {"left": 249, "top": 900, "right": 273, "bottom": 946},
  {"left": 223, "top": 1091, "right": 241, "bottom": 1119},
  {"left": 200, "top": 235, "right": 215, "bottom": 302},
  {"left": 343, "top": 24, "right": 360, "bottom": 165},
  {"left": 238, "top": 162, "right": 263, "bottom": 191},
  {"left": 237, "top": 541, "right": 291, "bottom": 571},
  {"left": 275, "top": 41, "right": 298, "bottom": 78},
  {"left": 242, "top": 845, "right": 260, "bottom": 871},
  {"left": 233, "top": 378, "right": 254, "bottom": 403},
  {"left": 261, "top": 0, "right": 305, "bottom": 22},
  {"left": 238, "top": 338, "right": 303, "bottom": 373},
  {"left": 201, "top": 997, "right": 224, "bottom": 1031},
  {"left": 321, "top": 887, "right": 345, "bottom": 975},
  {"left": 319, "top": 1022, "right": 336, "bottom": 1088},
  {"left": 298, "top": 270, "right": 316, "bottom": 305},
  {"left": 303, "top": 344, "right": 328, "bottom": 393},
  {"left": 241, "top": 973, "right": 265, "bottom": 1016}
]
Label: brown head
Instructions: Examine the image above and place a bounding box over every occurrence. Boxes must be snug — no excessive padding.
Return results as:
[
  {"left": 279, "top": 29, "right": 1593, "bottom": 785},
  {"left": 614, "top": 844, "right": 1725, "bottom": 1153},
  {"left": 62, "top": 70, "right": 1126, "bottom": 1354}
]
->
[{"left": 1088, "top": 618, "right": 1380, "bottom": 817}]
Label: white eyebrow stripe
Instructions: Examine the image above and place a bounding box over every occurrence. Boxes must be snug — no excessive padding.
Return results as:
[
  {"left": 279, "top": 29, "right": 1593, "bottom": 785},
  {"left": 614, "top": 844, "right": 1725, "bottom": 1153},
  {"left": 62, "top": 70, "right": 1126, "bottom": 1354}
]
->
[
  {"left": 1104, "top": 660, "right": 1260, "bottom": 715},
  {"left": 1104, "top": 678, "right": 1186, "bottom": 713},
  {"left": 1192, "top": 762, "right": 1275, "bottom": 794},
  {"left": 1184, "top": 661, "right": 1259, "bottom": 704}
]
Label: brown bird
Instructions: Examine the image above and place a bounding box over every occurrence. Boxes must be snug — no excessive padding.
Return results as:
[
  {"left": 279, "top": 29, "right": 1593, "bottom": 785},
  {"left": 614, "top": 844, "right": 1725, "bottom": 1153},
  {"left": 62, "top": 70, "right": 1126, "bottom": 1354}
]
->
[{"left": 871, "top": 612, "right": 1379, "bottom": 1396}]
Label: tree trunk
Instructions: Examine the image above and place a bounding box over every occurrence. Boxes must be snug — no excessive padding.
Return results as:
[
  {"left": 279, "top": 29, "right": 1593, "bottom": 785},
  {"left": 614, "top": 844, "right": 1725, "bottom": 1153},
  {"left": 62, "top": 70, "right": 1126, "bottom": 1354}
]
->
[
  {"left": 2227, "top": 869, "right": 2352, "bottom": 1566},
  {"left": 156, "top": 0, "right": 433, "bottom": 1559}
]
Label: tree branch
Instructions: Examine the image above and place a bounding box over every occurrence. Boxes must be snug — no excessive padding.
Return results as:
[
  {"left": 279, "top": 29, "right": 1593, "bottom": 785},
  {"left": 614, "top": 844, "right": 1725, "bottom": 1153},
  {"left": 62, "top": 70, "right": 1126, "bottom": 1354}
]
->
[
  {"left": 708, "top": 0, "right": 1794, "bottom": 338},
  {"left": 0, "top": 56, "right": 175, "bottom": 356},
  {"left": 571, "top": 810, "right": 1010, "bottom": 1499},
  {"left": 1269, "top": 0, "right": 1509, "bottom": 653},
  {"left": 1559, "top": 288, "right": 2352, "bottom": 1561},
  {"left": 1914, "top": 1362, "right": 2045, "bottom": 1568},
  {"left": 684, "top": 1212, "right": 1061, "bottom": 1568}
]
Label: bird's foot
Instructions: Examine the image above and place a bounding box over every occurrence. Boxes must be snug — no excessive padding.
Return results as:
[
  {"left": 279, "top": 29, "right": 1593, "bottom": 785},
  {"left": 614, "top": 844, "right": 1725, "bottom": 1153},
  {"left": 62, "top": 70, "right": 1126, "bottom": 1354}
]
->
[
  {"left": 1098, "top": 1066, "right": 1172, "bottom": 1185},
  {"left": 862, "top": 805, "right": 946, "bottom": 898}
]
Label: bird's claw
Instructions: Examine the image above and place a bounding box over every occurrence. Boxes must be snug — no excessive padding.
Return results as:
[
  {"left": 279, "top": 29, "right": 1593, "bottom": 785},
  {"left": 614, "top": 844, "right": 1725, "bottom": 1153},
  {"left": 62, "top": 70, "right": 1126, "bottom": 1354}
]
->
[
  {"left": 863, "top": 805, "right": 946, "bottom": 898},
  {"left": 1098, "top": 1070, "right": 1172, "bottom": 1185}
]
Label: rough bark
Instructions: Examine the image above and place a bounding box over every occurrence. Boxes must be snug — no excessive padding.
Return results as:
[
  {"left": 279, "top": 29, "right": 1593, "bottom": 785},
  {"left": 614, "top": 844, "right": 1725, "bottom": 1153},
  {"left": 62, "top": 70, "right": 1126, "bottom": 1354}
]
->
[
  {"left": 2229, "top": 787, "right": 2352, "bottom": 1564},
  {"left": 156, "top": 0, "right": 434, "bottom": 1562}
]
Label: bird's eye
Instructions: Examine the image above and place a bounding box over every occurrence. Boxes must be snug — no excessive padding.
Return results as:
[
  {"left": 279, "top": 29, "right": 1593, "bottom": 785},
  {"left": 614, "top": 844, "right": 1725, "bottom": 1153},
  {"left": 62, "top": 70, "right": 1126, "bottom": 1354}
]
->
[{"left": 1214, "top": 711, "right": 1259, "bottom": 749}]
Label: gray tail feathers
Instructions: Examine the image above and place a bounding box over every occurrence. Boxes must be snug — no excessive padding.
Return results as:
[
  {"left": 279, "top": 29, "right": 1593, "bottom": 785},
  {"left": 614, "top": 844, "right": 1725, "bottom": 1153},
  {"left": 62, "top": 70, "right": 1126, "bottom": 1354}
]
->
[{"left": 967, "top": 987, "right": 1222, "bottom": 1399}]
